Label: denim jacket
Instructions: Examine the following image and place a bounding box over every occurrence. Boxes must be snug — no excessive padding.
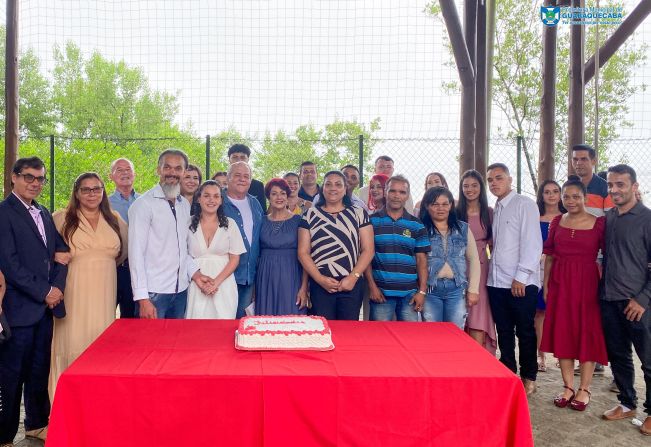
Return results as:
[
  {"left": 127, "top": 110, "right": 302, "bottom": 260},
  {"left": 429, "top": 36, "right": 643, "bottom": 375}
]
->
[
  {"left": 427, "top": 221, "right": 469, "bottom": 289},
  {"left": 222, "top": 192, "right": 263, "bottom": 285}
]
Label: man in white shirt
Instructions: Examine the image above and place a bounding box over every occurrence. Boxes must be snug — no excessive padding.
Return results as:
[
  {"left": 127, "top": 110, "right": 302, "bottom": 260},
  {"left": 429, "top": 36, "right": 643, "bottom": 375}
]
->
[
  {"left": 358, "top": 155, "right": 414, "bottom": 212},
  {"left": 486, "top": 163, "right": 542, "bottom": 396},
  {"left": 128, "top": 149, "right": 212, "bottom": 319},
  {"left": 222, "top": 162, "right": 264, "bottom": 318}
]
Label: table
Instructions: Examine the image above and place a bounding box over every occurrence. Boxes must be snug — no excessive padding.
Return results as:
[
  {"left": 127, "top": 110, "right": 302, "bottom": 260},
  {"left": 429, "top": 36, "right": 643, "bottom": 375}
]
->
[{"left": 47, "top": 320, "right": 533, "bottom": 447}]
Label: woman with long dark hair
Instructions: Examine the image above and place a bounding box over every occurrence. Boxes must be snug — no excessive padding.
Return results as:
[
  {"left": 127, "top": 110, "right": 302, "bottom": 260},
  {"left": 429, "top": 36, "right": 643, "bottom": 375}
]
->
[
  {"left": 456, "top": 170, "right": 497, "bottom": 354},
  {"left": 186, "top": 180, "right": 245, "bottom": 319},
  {"left": 534, "top": 180, "right": 566, "bottom": 372},
  {"left": 414, "top": 172, "right": 450, "bottom": 216},
  {"left": 298, "top": 171, "right": 375, "bottom": 320},
  {"left": 50, "top": 172, "right": 128, "bottom": 397},
  {"left": 419, "top": 187, "right": 480, "bottom": 329}
]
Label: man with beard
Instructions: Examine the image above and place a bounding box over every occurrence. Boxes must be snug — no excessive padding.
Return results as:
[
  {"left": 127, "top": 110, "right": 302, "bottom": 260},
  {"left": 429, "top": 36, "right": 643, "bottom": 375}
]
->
[{"left": 128, "top": 149, "right": 213, "bottom": 319}]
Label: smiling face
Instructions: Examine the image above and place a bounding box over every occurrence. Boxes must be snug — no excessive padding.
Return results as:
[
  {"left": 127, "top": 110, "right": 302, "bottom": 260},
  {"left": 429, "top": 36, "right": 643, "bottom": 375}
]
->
[
  {"left": 342, "top": 167, "right": 360, "bottom": 192},
  {"left": 181, "top": 169, "right": 201, "bottom": 196},
  {"left": 461, "top": 176, "right": 481, "bottom": 202},
  {"left": 12, "top": 166, "right": 46, "bottom": 203},
  {"left": 268, "top": 185, "right": 289, "bottom": 211},
  {"left": 197, "top": 184, "right": 222, "bottom": 215},
  {"left": 543, "top": 182, "right": 561, "bottom": 208},
  {"left": 426, "top": 174, "right": 443, "bottom": 190},
  {"left": 322, "top": 173, "right": 346, "bottom": 205},
  {"left": 561, "top": 184, "right": 585, "bottom": 215},
  {"left": 284, "top": 175, "right": 300, "bottom": 197},
  {"left": 375, "top": 159, "right": 394, "bottom": 176},
  {"left": 607, "top": 171, "right": 638, "bottom": 209},
  {"left": 369, "top": 179, "right": 385, "bottom": 202},
  {"left": 157, "top": 154, "right": 185, "bottom": 187},
  {"left": 109, "top": 159, "right": 135, "bottom": 190},
  {"left": 227, "top": 163, "right": 252, "bottom": 197},
  {"left": 76, "top": 177, "right": 105, "bottom": 211}
]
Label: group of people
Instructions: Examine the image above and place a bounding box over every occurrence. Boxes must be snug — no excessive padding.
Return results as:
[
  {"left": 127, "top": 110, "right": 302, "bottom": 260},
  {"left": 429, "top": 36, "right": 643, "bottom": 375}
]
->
[{"left": 0, "top": 142, "right": 650, "bottom": 445}]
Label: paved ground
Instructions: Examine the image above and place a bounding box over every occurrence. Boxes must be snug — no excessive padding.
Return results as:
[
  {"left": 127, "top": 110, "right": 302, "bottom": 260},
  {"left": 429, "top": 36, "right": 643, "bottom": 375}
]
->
[{"left": 12, "top": 354, "right": 648, "bottom": 446}]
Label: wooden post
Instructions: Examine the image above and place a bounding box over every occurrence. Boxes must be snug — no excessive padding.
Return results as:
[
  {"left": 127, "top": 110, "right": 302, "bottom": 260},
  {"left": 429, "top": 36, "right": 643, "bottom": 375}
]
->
[
  {"left": 567, "top": 0, "right": 585, "bottom": 175},
  {"left": 440, "top": 0, "right": 476, "bottom": 176},
  {"left": 584, "top": 0, "right": 651, "bottom": 83},
  {"left": 538, "top": 0, "right": 557, "bottom": 184},
  {"left": 4, "top": 0, "right": 19, "bottom": 198},
  {"left": 475, "top": 0, "right": 488, "bottom": 176},
  {"left": 485, "top": 0, "right": 496, "bottom": 169}
]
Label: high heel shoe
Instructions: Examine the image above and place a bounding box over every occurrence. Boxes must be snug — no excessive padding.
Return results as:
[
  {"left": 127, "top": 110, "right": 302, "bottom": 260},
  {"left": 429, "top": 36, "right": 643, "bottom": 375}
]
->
[
  {"left": 570, "top": 388, "right": 591, "bottom": 411},
  {"left": 553, "top": 385, "right": 575, "bottom": 408}
]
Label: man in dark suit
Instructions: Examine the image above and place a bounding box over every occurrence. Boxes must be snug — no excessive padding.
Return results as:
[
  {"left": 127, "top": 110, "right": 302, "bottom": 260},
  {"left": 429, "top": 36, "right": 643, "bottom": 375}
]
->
[{"left": 0, "top": 157, "right": 69, "bottom": 445}]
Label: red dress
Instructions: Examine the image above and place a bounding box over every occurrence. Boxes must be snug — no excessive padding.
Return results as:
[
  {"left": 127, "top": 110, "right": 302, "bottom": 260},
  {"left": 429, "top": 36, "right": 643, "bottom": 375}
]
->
[{"left": 540, "top": 215, "right": 608, "bottom": 364}]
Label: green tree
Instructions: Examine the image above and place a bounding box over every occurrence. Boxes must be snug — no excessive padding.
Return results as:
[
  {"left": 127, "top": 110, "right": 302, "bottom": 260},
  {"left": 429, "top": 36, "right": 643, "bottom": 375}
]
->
[{"left": 426, "top": 0, "right": 647, "bottom": 186}]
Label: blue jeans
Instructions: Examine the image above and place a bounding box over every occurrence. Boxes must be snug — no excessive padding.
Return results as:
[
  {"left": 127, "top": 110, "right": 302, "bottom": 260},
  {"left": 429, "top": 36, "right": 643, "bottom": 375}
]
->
[
  {"left": 236, "top": 283, "right": 255, "bottom": 319},
  {"left": 137, "top": 290, "right": 187, "bottom": 319},
  {"left": 369, "top": 294, "right": 419, "bottom": 322},
  {"left": 421, "top": 278, "right": 467, "bottom": 329}
]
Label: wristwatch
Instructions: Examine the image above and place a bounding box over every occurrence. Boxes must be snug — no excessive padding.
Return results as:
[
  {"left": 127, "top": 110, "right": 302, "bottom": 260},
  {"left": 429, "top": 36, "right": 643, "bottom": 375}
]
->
[
  {"left": 417, "top": 290, "right": 426, "bottom": 295},
  {"left": 352, "top": 271, "right": 362, "bottom": 279}
]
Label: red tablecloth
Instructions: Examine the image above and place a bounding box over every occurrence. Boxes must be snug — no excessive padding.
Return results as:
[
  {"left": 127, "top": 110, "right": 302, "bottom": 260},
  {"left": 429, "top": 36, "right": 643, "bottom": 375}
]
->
[{"left": 47, "top": 320, "right": 532, "bottom": 447}]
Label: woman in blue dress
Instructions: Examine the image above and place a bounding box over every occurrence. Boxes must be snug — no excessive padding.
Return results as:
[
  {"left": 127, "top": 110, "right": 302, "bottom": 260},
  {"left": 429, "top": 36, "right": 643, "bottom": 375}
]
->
[
  {"left": 255, "top": 178, "right": 309, "bottom": 315},
  {"left": 535, "top": 180, "right": 565, "bottom": 371}
]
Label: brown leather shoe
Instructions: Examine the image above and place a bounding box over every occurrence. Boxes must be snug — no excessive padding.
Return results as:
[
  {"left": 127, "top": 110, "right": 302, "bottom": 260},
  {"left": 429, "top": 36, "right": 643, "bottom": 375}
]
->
[
  {"left": 641, "top": 416, "right": 651, "bottom": 436},
  {"left": 522, "top": 378, "right": 537, "bottom": 396},
  {"left": 25, "top": 426, "right": 48, "bottom": 441},
  {"left": 602, "top": 405, "right": 636, "bottom": 421}
]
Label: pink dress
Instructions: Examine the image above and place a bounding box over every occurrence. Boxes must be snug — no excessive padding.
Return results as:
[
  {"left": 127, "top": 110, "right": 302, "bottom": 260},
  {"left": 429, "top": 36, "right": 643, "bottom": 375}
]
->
[{"left": 465, "top": 211, "right": 497, "bottom": 355}]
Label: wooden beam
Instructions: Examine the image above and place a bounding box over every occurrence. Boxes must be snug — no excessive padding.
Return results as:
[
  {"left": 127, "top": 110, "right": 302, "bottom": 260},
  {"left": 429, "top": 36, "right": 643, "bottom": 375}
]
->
[
  {"left": 538, "top": 0, "right": 557, "bottom": 184},
  {"left": 4, "top": 0, "right": 19, "bottom": 198},
  {"left": 567, "top": 0, "right": 585, "bottom": 175},
  {"left": 585, "top": 0, "right": 651, "bottom": 83},
  {"left": 440, "top": 0, "right": 475, "bottom": 175},
  {"left": 485, "top": 0, "right": 496, "bottom": 168},
  {"left": 475, "top": 0, "right": 487, "bottom": 175}
]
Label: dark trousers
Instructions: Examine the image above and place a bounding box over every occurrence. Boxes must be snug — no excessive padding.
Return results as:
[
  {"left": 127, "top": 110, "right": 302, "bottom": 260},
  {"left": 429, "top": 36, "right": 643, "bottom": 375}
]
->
[
  {"left": 488, "top": 285, "right": 538, "bottom": 381},
  {"left": 309, "top": 279, "right": 363, "bottom": 321},
  {"left": 601, "top": 299, "right": 651, "bottom": 414},
  {"left": 116, "top": 262, "right": 136, "bottom": 318},
  {"left": 0, "top": 313, "right": 53, "bottom": 443}
]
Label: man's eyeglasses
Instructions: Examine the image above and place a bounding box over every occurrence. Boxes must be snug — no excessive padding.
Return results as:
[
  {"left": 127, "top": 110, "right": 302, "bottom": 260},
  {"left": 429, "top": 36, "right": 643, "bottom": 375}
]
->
[
  {"left": 17, "top": 173, "right": 48, "bottom": 185},
  {"left": 79, "top": 186, "right": 104, "bottom": 195}
]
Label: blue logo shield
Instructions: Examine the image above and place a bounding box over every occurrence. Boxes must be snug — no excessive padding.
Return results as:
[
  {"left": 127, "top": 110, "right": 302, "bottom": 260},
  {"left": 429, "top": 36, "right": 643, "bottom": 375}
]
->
[{"left": 540, "top": 6, "right": 561, "bottom": 27}]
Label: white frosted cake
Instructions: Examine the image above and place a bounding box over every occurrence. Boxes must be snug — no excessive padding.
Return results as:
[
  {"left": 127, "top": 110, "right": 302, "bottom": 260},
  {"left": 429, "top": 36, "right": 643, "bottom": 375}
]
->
[{"left": 235, "top": 315, "right": 334, "bottom": 351}]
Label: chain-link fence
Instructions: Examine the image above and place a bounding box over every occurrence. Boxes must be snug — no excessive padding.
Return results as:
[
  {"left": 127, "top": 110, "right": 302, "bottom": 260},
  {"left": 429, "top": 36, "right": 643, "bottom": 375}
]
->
[{"left": 2, "top": 135, "right": 649, "bottom": 211}]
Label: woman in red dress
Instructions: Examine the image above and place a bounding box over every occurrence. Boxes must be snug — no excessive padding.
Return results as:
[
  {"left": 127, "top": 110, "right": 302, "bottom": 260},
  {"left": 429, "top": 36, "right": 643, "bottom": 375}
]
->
[{"left": 540, "top": 176, "right": 608, "bottom": 411}]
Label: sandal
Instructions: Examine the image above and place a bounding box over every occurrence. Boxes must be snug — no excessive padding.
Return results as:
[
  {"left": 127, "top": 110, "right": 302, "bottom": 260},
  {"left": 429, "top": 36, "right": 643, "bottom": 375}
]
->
[
  {"left": 538, "top": 362, "right": 547, "bottom": 373},
  {"left": 570, "top": 388, "right": 591, "bottom": 411},
  {"left": 553, "top": 385, "right": 575, "bottom": 408}
]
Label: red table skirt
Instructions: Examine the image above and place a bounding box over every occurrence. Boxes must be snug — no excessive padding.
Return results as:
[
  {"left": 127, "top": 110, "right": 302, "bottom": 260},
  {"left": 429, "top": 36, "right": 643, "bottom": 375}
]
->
[{"left": 46, "top": 320, "right": 532, "bottom": 447}]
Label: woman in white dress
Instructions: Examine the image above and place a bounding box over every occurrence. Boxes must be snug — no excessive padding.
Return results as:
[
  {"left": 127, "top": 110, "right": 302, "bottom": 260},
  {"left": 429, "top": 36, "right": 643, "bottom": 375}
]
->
[{"left": 186, "top": 180, "right": 246, "bottom": 319}]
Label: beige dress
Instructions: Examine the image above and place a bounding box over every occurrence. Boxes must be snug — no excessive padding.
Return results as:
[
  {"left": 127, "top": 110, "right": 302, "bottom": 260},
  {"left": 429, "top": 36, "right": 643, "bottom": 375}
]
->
[{"left": 50, "top": 210, "right": 127, "bottom": 398}]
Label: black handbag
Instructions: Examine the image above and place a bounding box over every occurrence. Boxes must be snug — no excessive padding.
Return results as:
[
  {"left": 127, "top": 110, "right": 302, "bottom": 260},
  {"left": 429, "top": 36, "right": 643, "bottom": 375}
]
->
[{"left": 0, "top": 311, "right": 11, "bottom": 344}]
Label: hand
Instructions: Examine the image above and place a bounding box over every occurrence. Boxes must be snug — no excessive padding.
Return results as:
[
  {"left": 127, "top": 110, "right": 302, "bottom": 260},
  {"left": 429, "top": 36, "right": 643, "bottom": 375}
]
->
[
  {"left": 139, "top": 299, "right": 157, "bottom": 319},
  {"left": 317, "top": 275, "right": 340, "bottom": 294},
  {"left": 409, "top": 291, "right": 425, "bottom": 312},
  {"left": 511, "top": 280, "right": 526, "bottom": 298},
  {"left": 368, "top": 284, "right": 386, "bottom": 303},
  {"left": 204, "top": 277, "right": 223, "bottom": 296},
  {"left": 466, "top": 292, "right": 479, "bottom": 307},
  {"left": 54, "top": 251, "right": 72, "bottom": 265},
  {"left": 337, "top": 274, "right": 358, "bottom": 292},
  {"left": 192, "top": 272, "right": 215, "bottom": 295},
  {"left": 296, "top": 287, "right": 309, "bottom": 309},
  {"left": 624, "top": 298, "right": 646, "bottom": 322},
  {"left": 45, "top": 287, "right": 63, "bottom": 308}
]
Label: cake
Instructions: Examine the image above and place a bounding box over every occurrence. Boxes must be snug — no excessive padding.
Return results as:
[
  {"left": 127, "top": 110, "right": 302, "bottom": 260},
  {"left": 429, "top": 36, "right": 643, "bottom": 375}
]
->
[{"left": 235, "top": 315, "right": 334, "bottom": 351}]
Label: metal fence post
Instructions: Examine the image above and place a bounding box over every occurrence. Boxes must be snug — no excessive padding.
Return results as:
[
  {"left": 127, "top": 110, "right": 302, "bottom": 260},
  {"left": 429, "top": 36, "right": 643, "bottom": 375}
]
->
[
  {"left": 205, "top": 134, "right": 211, "bottom": 180},
  {"left": 516, "top": 135, "right": 522, "bottom": 194},
  {"left": 358, "top": 134, "right": 364, "bottom": 187},
  {"left": 49, "top": 134, "right": 55, "bottom": 211}
]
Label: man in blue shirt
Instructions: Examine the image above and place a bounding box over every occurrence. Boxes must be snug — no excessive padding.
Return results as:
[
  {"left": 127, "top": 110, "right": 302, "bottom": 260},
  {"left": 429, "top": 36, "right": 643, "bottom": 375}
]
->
[
  {"left": 366, "top": 175, "right": 430, "bottom": 321},
  {"left": 222, "top": 162, "right": 264, "bottom": 318},
  {"left": 108, "top": 158, "right": 139, "bottom": 318}
]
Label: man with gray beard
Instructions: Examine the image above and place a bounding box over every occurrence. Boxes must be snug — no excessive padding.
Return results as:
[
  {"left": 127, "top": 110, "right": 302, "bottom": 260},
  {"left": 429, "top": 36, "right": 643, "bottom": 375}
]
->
[{"left": 128, "top": 149, "right": 213, "bottom": 319}]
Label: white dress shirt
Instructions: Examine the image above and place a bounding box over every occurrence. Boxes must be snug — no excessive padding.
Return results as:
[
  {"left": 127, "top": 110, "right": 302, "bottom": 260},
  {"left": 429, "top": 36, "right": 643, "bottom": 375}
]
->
[
  {"left": 488, "top": 190, "right": 542, "bottom": 288},
  {"left": 128, "top": 184, "right": 199, "bottom": 300}
]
